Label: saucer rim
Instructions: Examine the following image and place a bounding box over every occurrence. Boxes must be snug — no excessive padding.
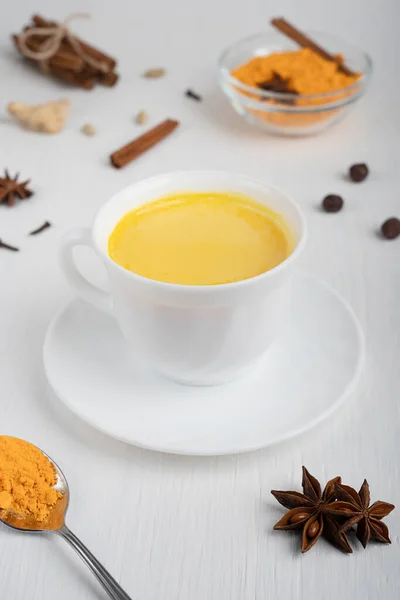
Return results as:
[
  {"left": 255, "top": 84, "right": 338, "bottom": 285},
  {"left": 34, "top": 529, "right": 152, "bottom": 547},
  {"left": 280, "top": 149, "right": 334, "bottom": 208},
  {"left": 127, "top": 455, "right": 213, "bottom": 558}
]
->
[{"left": 43, "top": 272, "right": 365, "bottom": 456}]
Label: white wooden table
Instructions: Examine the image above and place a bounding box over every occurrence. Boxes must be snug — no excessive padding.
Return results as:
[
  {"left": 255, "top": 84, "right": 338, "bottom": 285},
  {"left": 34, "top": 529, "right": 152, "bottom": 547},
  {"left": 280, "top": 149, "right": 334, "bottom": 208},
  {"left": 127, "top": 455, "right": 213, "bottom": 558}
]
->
[{"left": 1, "top": 0, "right": 399, "bottom": 598}]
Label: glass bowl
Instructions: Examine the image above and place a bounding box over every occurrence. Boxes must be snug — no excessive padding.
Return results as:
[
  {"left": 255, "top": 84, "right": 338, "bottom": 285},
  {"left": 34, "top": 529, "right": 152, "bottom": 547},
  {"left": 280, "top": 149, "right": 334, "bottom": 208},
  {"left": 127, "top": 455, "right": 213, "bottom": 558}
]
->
[{"left": 219, "top": 31, "right": 372, "bottom": 136}]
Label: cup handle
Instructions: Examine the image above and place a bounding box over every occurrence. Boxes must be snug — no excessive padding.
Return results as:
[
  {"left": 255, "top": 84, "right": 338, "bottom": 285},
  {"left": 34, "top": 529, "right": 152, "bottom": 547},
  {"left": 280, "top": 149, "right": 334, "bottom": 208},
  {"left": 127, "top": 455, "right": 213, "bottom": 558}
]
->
[{"left": 59, "top": 228, "right": 113, "bottom": 313}]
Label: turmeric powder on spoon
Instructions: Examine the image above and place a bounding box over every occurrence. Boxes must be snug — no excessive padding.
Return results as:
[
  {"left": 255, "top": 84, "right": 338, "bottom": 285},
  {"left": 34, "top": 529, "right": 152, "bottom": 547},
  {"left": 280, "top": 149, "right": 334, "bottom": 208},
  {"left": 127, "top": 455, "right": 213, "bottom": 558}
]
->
[{"left": 0, "top": 436, "right": 62, "bottom": 522}]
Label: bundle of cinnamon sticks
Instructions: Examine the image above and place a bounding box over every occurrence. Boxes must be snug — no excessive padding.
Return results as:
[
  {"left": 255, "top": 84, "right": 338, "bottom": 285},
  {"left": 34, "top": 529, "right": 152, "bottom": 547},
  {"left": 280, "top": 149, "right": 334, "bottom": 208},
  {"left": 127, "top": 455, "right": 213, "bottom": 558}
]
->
[{"left": 12, "top": 15, "right": 118, "bottom": 90}]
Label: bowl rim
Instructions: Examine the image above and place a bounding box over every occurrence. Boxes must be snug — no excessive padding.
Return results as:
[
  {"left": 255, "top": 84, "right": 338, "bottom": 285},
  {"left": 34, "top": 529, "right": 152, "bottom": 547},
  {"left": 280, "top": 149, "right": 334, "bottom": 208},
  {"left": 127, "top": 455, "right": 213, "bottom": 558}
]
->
[{"left": 218, "top": 30, "right": 373, "bottom": 104}]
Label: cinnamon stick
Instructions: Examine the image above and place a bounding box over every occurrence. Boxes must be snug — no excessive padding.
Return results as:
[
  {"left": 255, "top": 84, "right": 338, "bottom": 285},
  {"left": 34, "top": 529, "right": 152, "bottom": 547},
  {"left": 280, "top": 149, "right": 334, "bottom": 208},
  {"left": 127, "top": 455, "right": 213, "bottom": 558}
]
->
[
  {"left": 13, "top": 15, "right": 118, "bottom": 90},
  {"left": 13, "top": 34, "right": 85, "bottom": 72},
  {"left": 45, "top": 65, "right": 97, "bottom": 89},
  {"left": 32, "top": 15, "right": 117, "bottom": 71},
  {"left": 74, "top": 66, "right": 99, "bottom": 89},
  {"left": 110, "top": 119, "right": 180, "bottom": 169},
  {"left": 270, "top": 18, "right": 354, "bottom": 76},
  {"left": 13, "top": 34, "right": 87, "bottom": 85},
  {"left": 99, "top": 70, "right": 119, "bottom": 87}
]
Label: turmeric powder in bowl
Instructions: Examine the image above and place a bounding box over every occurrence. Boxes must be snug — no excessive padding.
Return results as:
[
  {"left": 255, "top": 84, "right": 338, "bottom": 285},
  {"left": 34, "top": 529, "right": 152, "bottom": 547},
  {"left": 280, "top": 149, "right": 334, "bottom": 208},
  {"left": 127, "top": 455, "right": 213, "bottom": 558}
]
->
[
  {"left": 219, "top": 32, "right": 372, "bottom": 135},
  {"left": 232, "top": 48, "right": 361, "bottom": 97},
  {"left": 0, "top": 436, "right": 62, "bottom": 523}
]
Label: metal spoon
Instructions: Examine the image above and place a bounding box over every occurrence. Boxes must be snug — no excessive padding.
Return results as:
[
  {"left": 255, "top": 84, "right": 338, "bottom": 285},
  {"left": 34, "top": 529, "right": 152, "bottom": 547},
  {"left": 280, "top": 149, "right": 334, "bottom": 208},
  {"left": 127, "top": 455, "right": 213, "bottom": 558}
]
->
[{"left": 0, "top": 449, "right": 132, "bottom": 600}]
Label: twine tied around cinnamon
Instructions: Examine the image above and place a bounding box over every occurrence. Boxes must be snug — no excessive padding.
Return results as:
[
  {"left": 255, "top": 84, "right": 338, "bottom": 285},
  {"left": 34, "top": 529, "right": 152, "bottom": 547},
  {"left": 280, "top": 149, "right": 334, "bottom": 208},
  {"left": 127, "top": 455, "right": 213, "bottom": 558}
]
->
[{"left": 17, "top": 13, "right": 109, "bottom": 74}]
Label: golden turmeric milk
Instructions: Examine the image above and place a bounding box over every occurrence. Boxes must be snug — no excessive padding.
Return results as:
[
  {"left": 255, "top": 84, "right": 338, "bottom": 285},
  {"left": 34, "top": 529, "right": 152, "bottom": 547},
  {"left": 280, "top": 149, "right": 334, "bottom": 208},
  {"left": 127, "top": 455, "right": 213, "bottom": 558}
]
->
[{"left": 108, "top": 192, "right": 293, "bottom": 285}]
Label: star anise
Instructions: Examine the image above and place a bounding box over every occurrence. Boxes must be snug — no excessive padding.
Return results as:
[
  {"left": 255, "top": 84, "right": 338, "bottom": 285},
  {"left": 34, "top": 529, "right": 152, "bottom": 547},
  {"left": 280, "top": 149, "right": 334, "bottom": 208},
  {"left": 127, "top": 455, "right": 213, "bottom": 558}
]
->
[
  {"left": 271, "top": 467, "right": 352, "bottom": 553},
  {"left": 325, "top": 480, "right": 395, "bottom": 548},
  {"left": 0, "top": 170, "right": 33, "bottom": 207},
  {"left": 258, "top": 71, "right": 298, "bottom": 105}
]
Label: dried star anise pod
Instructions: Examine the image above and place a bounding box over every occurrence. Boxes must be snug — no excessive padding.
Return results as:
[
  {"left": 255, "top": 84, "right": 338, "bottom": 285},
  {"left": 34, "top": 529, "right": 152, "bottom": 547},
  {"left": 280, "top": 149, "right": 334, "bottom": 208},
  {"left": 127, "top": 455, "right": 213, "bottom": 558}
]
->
[
  {"left": 0, "top": 169, "right": 33, "bottom": 207},
  {"left": 271, "top": 467, "right": 352, "bottom": 553},
  {"left": 325, "top": 480, "right": 395, "bottom": 548},
  {"left": 258, "top": 71, "right": 298, "bottom": 105}
]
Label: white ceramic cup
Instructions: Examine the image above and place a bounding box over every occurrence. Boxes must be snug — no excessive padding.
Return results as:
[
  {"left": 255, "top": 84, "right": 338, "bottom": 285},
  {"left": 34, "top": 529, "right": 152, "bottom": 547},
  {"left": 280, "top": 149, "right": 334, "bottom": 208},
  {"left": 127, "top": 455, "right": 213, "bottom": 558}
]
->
[{"left": 59, "top": 171, "right": 307, "bottom": 386}]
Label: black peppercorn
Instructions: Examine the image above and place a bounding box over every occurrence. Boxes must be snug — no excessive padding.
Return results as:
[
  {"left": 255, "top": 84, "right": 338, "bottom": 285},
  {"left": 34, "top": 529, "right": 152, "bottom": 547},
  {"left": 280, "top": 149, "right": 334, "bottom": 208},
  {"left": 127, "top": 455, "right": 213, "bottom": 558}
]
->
[
  {"left": 349, "top": 163, "right": 369, "bottom": 182},
  {"left": 322, "top": 194, "right": 344, "bottom": 213},
  {"left": 381, "top": 218, "right": 400, "bottom": 240}
]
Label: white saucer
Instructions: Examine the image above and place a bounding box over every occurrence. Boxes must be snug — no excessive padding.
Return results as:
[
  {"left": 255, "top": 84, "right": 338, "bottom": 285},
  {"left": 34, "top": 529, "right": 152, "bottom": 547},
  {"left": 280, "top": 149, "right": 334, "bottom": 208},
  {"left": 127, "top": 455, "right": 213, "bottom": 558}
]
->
[{"left": 43, "top": 273, "right": 364, "bottom": 456}]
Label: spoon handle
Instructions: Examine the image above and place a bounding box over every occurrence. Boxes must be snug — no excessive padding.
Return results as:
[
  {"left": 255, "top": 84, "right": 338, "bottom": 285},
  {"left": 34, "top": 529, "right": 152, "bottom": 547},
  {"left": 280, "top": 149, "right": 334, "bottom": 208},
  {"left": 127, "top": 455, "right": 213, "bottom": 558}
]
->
[{"left": 57, "top": 525, "right": 132, "bottom": 600}]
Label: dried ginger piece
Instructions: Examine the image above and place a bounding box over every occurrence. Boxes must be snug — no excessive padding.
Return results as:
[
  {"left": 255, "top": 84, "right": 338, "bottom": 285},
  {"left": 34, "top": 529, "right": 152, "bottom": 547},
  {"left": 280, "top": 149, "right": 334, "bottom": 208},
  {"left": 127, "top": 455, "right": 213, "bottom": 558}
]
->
[{"left": 8, "top": 99, "right": 71, "bottom": 133}]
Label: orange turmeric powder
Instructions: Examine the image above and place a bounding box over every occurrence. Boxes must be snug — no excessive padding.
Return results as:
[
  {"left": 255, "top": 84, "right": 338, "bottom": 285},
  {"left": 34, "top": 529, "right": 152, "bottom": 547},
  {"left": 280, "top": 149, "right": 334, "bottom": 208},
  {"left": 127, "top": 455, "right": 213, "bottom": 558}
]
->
[
  {"left": 0, "top": 436, "right": 62, "bottom": 522},
  {"left": 231, "top": 48, "right": 362, "bottom": 131},
  {"left": 232, "top": 48, "right": 361, "bottom": 96}
]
